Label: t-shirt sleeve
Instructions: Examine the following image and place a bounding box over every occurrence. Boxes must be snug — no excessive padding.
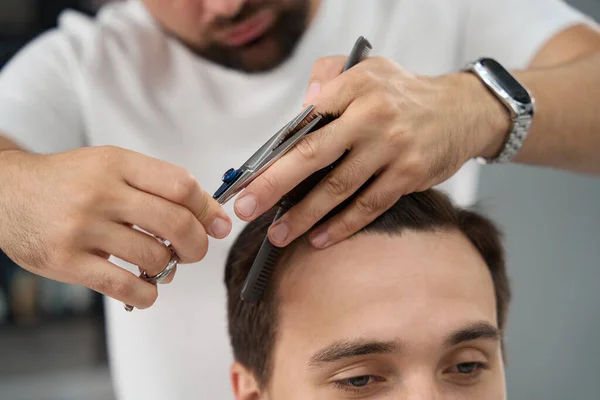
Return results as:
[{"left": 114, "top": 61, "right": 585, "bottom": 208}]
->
[
  {"left": 0, "top": 29, "right": 85, "bottom": 154},
  {"left": 461, "top": 0, "right": 597, "bottom": 69}
]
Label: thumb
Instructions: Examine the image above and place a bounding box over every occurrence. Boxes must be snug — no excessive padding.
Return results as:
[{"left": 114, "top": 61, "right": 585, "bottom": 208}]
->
[{"left": 303, "top": 55, "right": 348, "bottom": 106}]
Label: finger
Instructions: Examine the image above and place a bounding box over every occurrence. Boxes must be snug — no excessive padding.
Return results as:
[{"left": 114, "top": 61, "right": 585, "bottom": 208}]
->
[
  {"left": 80, "top": 255, "right": 158, "bottom": 309},
  {"left": 120, "top": 150, "right": 231, "bottom": 238},
  {"left": 234, "top": 116, "right": 349, "bottom": 222},
  {"left": 309, "top": 60, "right": 378, "bottom": 117},
  {"left": 303, "top": 55, "right": 348, "bottom": 106},
  {"left": 308, "top": 170, "right": 407, "bottom": 248},
  {"left": 267, "top": 145, "right": 383, "bottom": 247},
  {"left": 118, "top": 188, "right": 209, "bottom": 264},
  {"left": 87, "top": 222, "right": 174, "bottom": 278}
]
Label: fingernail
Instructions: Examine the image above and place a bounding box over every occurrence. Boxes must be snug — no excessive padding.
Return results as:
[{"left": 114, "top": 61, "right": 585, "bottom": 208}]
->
[
  {"left": 236, "top": 195, "right": 257, "bottom": 218},
  {"left": 311, "top": 230, "right": 329, "bottom": 248},
  {"left": 303, "top": 81, "right": 321, "bottom": 105},
  {"left": 269, "top": 222, "right": 290, "bottom": 245},
  {"left": 209, "top": 217, "right": 231, "bottom": 238}
]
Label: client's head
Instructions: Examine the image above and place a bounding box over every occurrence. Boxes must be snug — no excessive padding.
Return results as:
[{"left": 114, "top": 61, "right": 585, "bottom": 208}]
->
[{"left": 225, "top": 189, "right": 510, "bottom": 399}]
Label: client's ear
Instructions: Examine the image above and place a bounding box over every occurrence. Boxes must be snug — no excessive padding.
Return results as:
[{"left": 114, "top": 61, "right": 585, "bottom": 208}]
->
[{"left": 230, "top": 361, "right": 262, "bottom": 400}]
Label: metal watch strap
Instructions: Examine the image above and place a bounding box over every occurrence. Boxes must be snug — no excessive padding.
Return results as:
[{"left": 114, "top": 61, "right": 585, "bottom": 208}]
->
[
  {"left": 492, "top": 114, "right": 533, "bottom": 164},
  {"left": 464, "top": 59, "right": 535, "bottom": 164}
]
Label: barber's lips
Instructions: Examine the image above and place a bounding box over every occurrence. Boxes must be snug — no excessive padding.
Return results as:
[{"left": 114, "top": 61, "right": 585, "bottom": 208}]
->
[{"left": 218, "top": 9, "right": 276, "bottom": 47}]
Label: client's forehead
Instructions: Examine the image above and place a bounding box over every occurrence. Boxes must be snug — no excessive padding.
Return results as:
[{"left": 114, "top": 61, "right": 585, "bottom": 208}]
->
[{"left": 276, "top": 230, "right": 497, "bottom": 347}]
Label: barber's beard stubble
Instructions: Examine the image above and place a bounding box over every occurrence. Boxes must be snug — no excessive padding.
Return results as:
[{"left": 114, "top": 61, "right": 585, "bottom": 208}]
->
[{"left": 195, "top": 0, "right": 311, "bottom": 73}]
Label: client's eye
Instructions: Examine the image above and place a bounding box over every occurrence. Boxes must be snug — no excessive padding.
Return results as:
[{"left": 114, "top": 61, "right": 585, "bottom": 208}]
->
[
  {"left": 334, "top": 375, "right": 384, "bottom": 393},
  {"left": 445, "top": 361, "right": 489, "bottom": 382},
  {"left": 346, "top": 376, "right": 371, "bottom": 387},
  {"left": 456, "top": 362, "right": 481, "bottom": 374},
  {"left": 454, "top": 362, "right": 485, "bottom": 374}
]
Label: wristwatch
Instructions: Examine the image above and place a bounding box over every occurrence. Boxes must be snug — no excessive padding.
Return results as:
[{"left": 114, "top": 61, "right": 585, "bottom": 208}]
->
[{"left": 463, "top": 58, "right": 535, "bottom": 164}]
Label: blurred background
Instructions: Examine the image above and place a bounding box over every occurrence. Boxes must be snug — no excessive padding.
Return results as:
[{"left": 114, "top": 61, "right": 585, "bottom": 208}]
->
[
  {"left": 0, "top": 1, "right": 599, "bottom": 400},
  {"left": 0, "top": 4, "right": 116, "bottom": 400}
]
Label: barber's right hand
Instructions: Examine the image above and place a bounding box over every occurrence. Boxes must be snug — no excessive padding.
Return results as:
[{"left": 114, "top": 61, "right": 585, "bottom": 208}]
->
[{"left": 0, "top": 146, "right": 231, "bottom": 309}]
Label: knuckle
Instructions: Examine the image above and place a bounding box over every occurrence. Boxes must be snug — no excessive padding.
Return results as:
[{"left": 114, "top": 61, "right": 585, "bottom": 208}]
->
[
  {"left": 335, "top": 216, "right": 360, "bottom": 237},
  {"left": 55, "top": 216, "right": 86, "bottom": 250},
  {"left": 346, "top": 70, "right": 371, "bottom": 94},
  {"left": 138, "top": 243, "right": 170, "bottom": 273},
  {"left": 295, "top": 135, "right": 319, "bottom": 161},
  {"left": 374, "top": 56, "right": 397, "bottom": 70},
  {"left": 193, "top": 192, "right": 212, "bottom": 221},
  {"left": 85, "top": 271, "right": 132, "bottom": 299},
  {"left": 68, "top": 185, "right": 103, "bottom": 209},
  {"left": 365, "top": 94, "right": 397, "bottom": 121},
  {"left": 393, "top": 153, "right": 426, "bottom": 181},
  {"left": 405, "top": 153, "right": 426, "bottom": 176},
  {"left": 312, "top": 56, "right": 338, "bottom": 75},
  {"left": 289, "top": 204, "right": 321, "bottom": 229},
  {"left": 383, "top": 127, "right": 409, "bottom": 150},
  {"left": 355, "top": 196, "right": 379, "bottom": 216},
  {"left": 172, "top": 170, "right": 198, "bottom": 204},
  {"left": 325, "top": 175, "right": 352, "bottom": 197},
  {"left": 258, "top": 173, "right": 279, "bottom": 196},
  {"left": 324, "top": 168, "right": 357, "bottom": 198},
  {"left": 50, "top": 245, "right": 77, "bottom": 269},
  {"left": 169, "top": 210, "right": 196, "bottom": 241},
  {"left": 355, "top": 191, "right": 392, "bottom": 216},
  {"left": 92, "top": 145, "right": 121, "bottom": 170},
  {"left": 110, "top": 278, "right": 135, "bottom": 300}
]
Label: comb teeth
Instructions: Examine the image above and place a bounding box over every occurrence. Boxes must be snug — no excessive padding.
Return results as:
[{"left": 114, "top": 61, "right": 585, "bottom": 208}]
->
[
  {"left": 241, "top": 206, "right": 288, "bottom": 302},
  {"left": 357, "top": 47, "right": 370, "bottom": 62},
  {"left": 241, "top": 243, "right": 281, "bottom": 302}
]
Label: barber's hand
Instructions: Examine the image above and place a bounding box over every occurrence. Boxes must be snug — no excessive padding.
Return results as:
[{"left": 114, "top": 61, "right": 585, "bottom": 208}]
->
[
  {"left": 234, "top": 56, "right": 507, "bottom": 248},
  {"left": 0, "top": 146, "right": 231, "bottom": 309}
]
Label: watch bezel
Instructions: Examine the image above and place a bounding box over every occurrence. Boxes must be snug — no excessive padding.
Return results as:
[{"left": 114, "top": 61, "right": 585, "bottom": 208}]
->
[{"left": 468, "top": 58, "right": 535, "bottom": 118}]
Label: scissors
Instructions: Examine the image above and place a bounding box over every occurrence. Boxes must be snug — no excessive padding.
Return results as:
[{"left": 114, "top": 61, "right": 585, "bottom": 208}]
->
[
  {"left": 214, "top": 35, "right": 372, "bottom": 205},
  {"left": 213, "top": 105, "right": 323, "bottom": 205}
]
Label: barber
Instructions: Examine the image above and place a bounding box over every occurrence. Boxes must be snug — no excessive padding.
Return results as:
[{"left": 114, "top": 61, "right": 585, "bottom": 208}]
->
[{"left": 0, "top": 0, "right": 599, "bottom": 399}]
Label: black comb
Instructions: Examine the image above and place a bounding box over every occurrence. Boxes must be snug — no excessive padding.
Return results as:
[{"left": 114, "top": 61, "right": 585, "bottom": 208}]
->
[
  {"left": 240, "top": 36, "right": 373, "bottom": 302},
  {"left": 240, "top": 206, "right": 286, "bottom": 302}
]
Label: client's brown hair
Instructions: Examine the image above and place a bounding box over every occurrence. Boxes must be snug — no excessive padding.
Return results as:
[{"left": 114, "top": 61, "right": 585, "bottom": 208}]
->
[{"left": 225, "top": 189, "right": 510, "bottom": 387}]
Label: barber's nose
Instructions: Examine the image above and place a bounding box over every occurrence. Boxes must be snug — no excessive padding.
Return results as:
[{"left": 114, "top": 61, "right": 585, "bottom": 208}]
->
[{"left": 204, "top": 0, "right": 246, "bottom": 17}]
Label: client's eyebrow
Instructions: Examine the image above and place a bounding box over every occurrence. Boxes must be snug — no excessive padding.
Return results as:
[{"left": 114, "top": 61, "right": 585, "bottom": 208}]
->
[
  {"left": 308, "top": 338, "right": 402, "bottom": 366},
  {"left": 444, "top": 321, "right": 500, "bottom": 347}
]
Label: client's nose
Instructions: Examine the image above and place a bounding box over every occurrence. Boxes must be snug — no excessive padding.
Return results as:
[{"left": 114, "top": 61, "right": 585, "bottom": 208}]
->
[{"left": 398, "top": 374, "right": 439, "bottom": 400}]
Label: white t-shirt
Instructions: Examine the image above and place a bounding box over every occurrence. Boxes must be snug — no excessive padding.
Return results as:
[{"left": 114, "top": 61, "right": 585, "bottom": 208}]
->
[{"left": 0, "top": 0, "right": 591, "bottom": 398}]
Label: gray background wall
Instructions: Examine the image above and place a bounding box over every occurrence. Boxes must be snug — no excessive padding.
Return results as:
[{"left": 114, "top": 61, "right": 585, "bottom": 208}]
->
[{"left": 481, "top": 1, "right": 600, "bottom": 397}]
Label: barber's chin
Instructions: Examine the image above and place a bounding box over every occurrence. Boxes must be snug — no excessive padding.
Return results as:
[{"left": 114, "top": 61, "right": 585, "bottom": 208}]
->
[{"left": 238, "top": 36, "right": 285, "bottom": 72}]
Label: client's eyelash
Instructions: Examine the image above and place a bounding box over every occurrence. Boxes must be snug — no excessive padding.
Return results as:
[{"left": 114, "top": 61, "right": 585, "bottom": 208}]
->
[
  {"left": 453, "top": 361, "right": 489, "bottom": 376},
  {"left": 333, "top": 375, "right": 384, "bottom": 394}
]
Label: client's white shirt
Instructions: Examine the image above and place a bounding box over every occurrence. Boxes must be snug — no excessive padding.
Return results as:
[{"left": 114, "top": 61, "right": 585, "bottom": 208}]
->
[{"left": 0, "top": 0, "right": 591, "bottom": 398}]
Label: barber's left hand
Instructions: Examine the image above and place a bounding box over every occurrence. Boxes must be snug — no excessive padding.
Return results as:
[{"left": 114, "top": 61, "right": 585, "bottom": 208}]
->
[{"left": 234, "top": 56, "right": 508, "bottom": 248}]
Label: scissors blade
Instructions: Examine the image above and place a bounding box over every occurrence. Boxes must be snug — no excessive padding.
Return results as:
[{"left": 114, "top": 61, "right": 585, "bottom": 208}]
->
[
  {"left": 243, "top": 105, "right": 315, "bottom": 171},
  {"left": 213, "top": 106, "right": 317, "bottom": 205},
  {"left": 227, "top": 114, "right": 323, "bottom": 201},
  {"left": 252, "top": 114, "right": 323, "bottom": 177},
  {"left": 270, "top": 105, "right": 315, "bottom": 150}
]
